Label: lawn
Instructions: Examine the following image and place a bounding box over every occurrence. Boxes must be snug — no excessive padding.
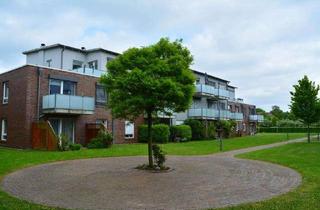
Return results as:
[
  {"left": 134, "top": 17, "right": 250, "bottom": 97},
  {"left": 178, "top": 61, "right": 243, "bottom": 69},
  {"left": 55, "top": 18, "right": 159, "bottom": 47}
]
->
[
  {"left": 215, "top": 142, "right": 320, "bottom": 210},
  {"left": 0, "top": 133, "right": 307, "bottom": 210}
]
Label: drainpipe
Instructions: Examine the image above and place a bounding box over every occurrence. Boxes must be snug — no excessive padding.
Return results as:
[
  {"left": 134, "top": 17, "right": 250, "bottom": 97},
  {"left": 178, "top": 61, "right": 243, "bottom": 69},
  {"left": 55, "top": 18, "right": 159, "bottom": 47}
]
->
[
  {"left": 37, "top": 67, "right": 41, "bottom": 121},
  {"left": 60, "top": 46, "right": 65, "bottom": 69}
]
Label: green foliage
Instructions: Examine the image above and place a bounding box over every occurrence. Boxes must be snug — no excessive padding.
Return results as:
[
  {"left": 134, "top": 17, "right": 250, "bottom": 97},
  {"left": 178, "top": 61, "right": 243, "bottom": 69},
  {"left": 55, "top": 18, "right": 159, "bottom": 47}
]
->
[
  {"left": 259, "top": 127, "right": 320, "bottom": 133},
  {"left": 138, "top": 124, "right": 170, "bottom": 143},
  {"left": 101, "top": 37, "right": 195, "bottom": 120},
  {"left": 69, "top": 144, "right": 81, "bottom": 151},
  {"left": 58, "top": 134, "right": 70, "bottom": 151},
  {"left": 184, "top": 119, "right": 205, "bottom": 140},
  {"left": 216, "top": 120, "right": 237, "bottom": 138},
  {"left": 290, "top": 76, "right": 320, "bottom": 125},
  {"left": 277, "top": 119, "right": 304, "bottom": 127},
  {"left": 290, "top": 76, "right": 320, "bottom": 142},
  {"left": 152, "top": 144, "right": 166, "bottom": 169},
  {"left": 87, "top": 130, "right": 113, "bottom": 149},
  {"left": 170, "top": 125, "right": 192, "bottom": 142}
]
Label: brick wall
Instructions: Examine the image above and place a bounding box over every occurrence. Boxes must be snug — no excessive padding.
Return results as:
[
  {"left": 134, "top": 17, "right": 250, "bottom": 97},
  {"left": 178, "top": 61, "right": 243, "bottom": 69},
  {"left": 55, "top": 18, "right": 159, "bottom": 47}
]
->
[{"left": 0, "top": 65, "right": 145, "bottom": 148}]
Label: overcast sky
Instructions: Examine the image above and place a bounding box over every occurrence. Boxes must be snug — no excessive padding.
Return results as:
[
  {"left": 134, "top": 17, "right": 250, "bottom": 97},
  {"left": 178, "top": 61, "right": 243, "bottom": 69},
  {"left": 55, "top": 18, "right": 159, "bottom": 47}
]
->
[{"left": 1, "top": 0, "right": 320, "bottom": 111}]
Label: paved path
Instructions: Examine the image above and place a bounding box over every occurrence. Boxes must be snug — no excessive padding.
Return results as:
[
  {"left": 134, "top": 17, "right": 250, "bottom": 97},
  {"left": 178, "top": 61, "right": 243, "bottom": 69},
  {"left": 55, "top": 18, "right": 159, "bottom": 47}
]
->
[{"left": 1, "top": 138, "right": 305, "bottom": 210}]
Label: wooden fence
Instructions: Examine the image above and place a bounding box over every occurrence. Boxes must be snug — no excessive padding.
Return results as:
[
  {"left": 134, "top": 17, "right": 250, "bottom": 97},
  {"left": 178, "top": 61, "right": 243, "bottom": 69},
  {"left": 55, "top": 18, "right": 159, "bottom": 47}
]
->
[{"left": 32, "top": 121, "right": 58, "bottom": 151}]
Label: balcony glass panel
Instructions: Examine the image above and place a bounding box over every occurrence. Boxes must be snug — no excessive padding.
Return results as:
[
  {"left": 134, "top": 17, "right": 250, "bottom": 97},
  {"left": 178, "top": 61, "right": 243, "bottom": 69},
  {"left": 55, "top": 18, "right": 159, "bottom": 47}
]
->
[{"left": 42, "top": 94, "right": 94, "bottom": 114}]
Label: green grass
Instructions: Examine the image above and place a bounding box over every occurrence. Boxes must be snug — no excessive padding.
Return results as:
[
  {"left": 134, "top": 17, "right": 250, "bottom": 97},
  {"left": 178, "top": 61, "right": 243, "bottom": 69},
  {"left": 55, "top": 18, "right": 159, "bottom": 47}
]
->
[
  {"left": 216, "top": 142, "right": 320, "bottom": 210},
  {"left": 0, "top": 133, "right": 307, "bottom": 210}
]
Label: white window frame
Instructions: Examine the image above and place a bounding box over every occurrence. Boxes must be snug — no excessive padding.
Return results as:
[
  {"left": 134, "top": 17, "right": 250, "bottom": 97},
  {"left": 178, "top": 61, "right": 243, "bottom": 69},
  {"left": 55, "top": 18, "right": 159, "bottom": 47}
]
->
[
  {"left": 124, "top": 121, "right": 134, "bottom": 139},
  {"left": 96, "top": 119, "right": 108, "bottom": 129},
  {"left": 2, "top": 82, "right": 8, "bottom": 104},
  {"left": 1, "top": 119, "right": 7, "bottom": 141},
  {"left": 49, "top": 118, "right": 75, "bottom": 143},
  {"left": 49, "top": 79, "right": 75, "bottom": 95}
]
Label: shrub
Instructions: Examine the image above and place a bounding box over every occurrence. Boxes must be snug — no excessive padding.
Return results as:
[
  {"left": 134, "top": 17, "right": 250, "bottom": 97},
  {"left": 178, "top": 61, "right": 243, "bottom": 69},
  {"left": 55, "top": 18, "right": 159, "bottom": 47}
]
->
[
  {"left": 87, "top": 129, "right": 113, "bottom": 149},
  {"left": 170, "top": 125, "right": 192, "bottom": 142},
  {"left": 69, "top": 143, "right": 81, "bottom": 151},
  {"left": 138, "top": 124, "right": 170, "bottom": 143},
  {"left": 152, "top": 144, "right": 166, "bottom": 169},
  {"left": 184, "top": 119, "right": 205, "bottom": 140},
  {"left": 216, "top": 120, "right": 236, "bottom": 138},
  {"left": 58, "top": 134, "right": 70, "bottom": 151}
]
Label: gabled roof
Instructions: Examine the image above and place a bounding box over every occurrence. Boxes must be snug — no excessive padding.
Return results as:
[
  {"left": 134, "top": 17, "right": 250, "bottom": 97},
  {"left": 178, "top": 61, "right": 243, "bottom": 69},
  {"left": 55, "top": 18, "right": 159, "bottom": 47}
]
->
[{"left": 22, "top": 43, "right": 120, "bottom": 56}]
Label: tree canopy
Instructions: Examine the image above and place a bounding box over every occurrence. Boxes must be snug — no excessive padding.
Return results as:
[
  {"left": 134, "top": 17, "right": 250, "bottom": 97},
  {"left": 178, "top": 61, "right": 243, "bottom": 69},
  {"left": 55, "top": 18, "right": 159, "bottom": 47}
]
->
[
  {"left": 101, "top": 38, "right": 195, "bottom": 167},
  {"left": 290, "top": 75, "right": 320, "bottom": 142}
]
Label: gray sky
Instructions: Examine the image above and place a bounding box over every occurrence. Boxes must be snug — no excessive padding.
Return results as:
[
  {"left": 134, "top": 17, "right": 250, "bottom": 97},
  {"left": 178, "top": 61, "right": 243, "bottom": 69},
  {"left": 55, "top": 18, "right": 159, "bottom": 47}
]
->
[{"left": 1, "top": 0, "right": 320, "bottom": 111}]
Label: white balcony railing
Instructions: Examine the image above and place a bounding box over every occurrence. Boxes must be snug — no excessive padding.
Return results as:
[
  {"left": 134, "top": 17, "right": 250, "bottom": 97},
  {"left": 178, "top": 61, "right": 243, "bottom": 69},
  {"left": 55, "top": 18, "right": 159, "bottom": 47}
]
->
[{"left": 42, "top": 94, "right": 95, "bottom": 114}]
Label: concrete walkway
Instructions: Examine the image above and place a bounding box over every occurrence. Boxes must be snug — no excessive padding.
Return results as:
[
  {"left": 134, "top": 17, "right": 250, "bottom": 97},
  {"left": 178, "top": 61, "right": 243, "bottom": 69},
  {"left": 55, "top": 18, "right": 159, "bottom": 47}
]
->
[{"left": 1, "top": 138, "right": 305, "bottom": 210}]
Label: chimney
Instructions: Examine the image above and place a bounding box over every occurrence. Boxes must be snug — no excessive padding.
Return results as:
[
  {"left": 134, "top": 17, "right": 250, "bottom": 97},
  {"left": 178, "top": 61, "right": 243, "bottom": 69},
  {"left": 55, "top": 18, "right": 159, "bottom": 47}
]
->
[
  {"left": 41, "top": 43, "right": 46, "bottom": 47},
  {"left": 81, "top": 47, "right": 86, "bottom": 50}
]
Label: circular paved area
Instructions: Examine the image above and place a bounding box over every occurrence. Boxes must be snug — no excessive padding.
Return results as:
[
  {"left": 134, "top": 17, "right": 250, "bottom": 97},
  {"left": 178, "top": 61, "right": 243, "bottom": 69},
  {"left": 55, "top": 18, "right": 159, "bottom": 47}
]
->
[{"left": 1, "top": 146, "right": 301, "bottom": 210}]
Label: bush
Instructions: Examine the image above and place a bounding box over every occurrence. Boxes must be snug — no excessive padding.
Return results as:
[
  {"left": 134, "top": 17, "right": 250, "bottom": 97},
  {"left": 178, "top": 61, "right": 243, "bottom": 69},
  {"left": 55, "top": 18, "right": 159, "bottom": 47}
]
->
[
  {"left": 216, "top": 120, "right": 236, "bottom": 138},
  {"left": 152, "top": 144, "right": 166, "bottom": 169},
  {"left": 170, "top": 125, "right": 192, "bottom": 142},
  {"left": 58, "top": 134, "right": 70, "bottom": 151},
  {"left": 138, "top": 124, "right": 170, "bottom": 143},
  {"left": 69, "top": 143, "right": 81, "bottom": 151},
  {"left": 87, "top": 129, "right": 113, "bottom": 149},
  {"left": 184, "top": 119, "right": 205, "bottom": 140}
]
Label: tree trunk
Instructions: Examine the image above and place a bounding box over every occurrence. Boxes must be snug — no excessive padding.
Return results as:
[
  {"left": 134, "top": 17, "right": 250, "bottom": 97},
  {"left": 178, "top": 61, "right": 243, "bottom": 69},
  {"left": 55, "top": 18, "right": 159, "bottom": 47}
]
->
[
  {"left": 307, "top": 123, "right": 311, "bottom": 143},
  {"left": 147, "top": 111, "right": 153, "bottom": 167}
]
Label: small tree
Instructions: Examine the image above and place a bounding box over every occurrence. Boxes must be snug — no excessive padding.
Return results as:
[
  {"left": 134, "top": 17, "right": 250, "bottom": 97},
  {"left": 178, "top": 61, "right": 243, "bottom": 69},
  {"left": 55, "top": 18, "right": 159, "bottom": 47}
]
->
[
  {"left": 290, "top": 76, "right": 320, "bottom": 143},
  {"left": 101, "top": 38, "right": 195, "bottom": 167}
]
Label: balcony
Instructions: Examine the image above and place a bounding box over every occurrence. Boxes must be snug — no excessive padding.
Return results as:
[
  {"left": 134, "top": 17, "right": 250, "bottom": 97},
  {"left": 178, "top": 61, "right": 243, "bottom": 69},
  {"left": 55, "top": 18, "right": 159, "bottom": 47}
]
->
[
  {"left": 188, "top": 108, "right": 230, "bottom": 119},
  {"left": 249, "top": 115, "right": 264, "bottom": 122},
  {"left": 42, "top": 94, "right": 95, "bottom": 115},
  {"left": 195, "top": 84, "right": 230, "bottom": 99},
  {"left": 229, "top": 112, "right": 244, "bottom": 121},
  {"left": 70, "top": 67, "right": 106, "bottom": 77}
]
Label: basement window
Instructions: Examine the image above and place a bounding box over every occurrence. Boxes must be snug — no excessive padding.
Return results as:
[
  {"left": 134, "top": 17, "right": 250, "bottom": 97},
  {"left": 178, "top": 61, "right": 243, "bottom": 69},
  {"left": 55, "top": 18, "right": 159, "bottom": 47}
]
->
[{"left": 125, "top": 121, "right": 134, "bottom": 139}]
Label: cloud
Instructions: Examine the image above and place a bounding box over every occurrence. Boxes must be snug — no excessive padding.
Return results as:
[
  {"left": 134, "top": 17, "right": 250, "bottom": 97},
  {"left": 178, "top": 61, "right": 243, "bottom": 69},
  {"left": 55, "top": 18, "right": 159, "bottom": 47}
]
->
[{"left": 0, "top": 0, "right": 320, "bottom": 111}]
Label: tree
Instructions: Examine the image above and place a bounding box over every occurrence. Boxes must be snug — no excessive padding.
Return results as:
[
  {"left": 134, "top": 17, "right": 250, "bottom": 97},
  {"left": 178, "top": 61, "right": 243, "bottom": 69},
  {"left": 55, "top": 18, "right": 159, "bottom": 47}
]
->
[
  {"left": 270, "top": 105, "right": 285, "bottom": 120},
  {"left": 101, "top": 38, "right": 195, "bottom": 167},
  {"left": 290, "top": 76, "right": 320, "bottom": 143}
]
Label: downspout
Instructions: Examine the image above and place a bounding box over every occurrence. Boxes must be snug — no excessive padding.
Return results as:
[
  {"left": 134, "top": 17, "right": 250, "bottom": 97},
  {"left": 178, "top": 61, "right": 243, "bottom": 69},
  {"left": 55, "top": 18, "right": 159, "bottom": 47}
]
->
[
  {"left": 37, "top": 67, "right": 41, "bottom": 121},
  {"left": 60, "top": 46, "right": 65, "bottom": 69}
]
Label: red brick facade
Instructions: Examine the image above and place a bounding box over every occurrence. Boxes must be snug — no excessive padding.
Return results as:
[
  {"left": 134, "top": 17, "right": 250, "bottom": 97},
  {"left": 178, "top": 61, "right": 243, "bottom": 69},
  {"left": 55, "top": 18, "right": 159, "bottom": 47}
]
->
[{"left": 0, "top": 65, "right": 144, "bottom": 148}]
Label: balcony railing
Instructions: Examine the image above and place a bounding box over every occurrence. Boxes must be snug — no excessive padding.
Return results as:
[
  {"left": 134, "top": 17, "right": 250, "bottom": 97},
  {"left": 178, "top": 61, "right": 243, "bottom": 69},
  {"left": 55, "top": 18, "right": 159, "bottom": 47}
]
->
[
  {"left": 188, "top": 108, "right": 230, "bottom": 119},
  {"left": 249, "top": 115, "right": 264, "bottom": 122},
  {"left": 188, "top": 108, "right": 244, "bottom": 121},
  {"left": 42, "top": 94, "right": 95, "bottom": 114},
  {"left": 229, "top": 112, "right": 244, "bottom": 121},
  {"left": 195, "top": 84, "right": 230, "bottom": 98},
  {"left": 70, "top": 67, "right": 106, "bottom": 77}
]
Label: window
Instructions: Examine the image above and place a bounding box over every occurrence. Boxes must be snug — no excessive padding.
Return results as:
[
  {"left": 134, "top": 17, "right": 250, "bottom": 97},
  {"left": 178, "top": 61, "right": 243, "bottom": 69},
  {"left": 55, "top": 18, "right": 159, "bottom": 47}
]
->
[
  {"left": 96, "top": 85, "right": 107, "bottom": 105},
  {"left": 1, "top": 119, "right": 7, "bottom": 141},
  {"left": 107, "top": 57, "right": 114, "bottom": 62},
  {"left": 49, "top": 118, "right": 74, "bottom": 143},
  {"left": 2, "top": 82, "right": 8, "bottom": 104},
  {"left": 72, "top": 60, "right": 83, "bottom": 70},
  {"left": 88, "top": 60, "right": 98, "bottom": 69},
  {"left": 49, "top": 79, "right": 75, "bottom": 95},
  {"left": 125, "top": 121, "right": 134, "bottom": 139},
  {"left": 96, "top": 119, "right": 108, "bottom": 129}
]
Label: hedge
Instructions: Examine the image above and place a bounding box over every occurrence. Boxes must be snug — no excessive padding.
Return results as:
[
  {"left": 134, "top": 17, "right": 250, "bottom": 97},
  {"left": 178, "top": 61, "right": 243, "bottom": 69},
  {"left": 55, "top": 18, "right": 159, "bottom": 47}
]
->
[
  {"left": 259, "top": 127, "right": 320, "bottom": 133},
  {"left": 138, "top": 124, "right": 170, "bottom": 143},
  {"left": 170, "top": 125, "right": 192, "bottom": 142}
]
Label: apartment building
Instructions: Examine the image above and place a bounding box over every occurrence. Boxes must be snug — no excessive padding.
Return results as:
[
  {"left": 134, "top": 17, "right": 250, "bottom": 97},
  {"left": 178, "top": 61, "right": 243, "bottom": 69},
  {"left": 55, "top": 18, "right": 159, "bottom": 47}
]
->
[{"left": 0, "top": 43, "right": 263, "bottom": 149}]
